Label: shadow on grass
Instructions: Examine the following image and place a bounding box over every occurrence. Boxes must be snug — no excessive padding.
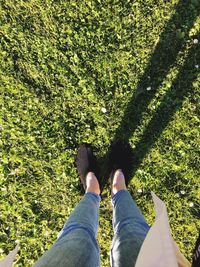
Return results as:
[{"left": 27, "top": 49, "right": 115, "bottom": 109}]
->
[
  {"left": 113, "top": 0, "right": 199, "bottom": 138},
  {"left": 128, "top": 38, "right": 199, "bottom": 176},
  {"left": 101, "top": 0, "right": 200, "bottom": 184}
]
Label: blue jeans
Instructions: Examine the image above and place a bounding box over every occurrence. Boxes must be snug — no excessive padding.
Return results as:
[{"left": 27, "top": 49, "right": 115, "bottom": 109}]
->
[{"left": 33, "top": 190, "right": 149, "bottom": 267}]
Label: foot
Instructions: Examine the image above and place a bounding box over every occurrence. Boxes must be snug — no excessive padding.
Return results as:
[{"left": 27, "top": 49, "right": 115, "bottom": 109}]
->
[
  {"left": 75, "top": 144, "right": 100, "bottom": 194},
  {"left": 108, "top": 139, "right": 133, "bottom": 187},
  {"left": 112, "top": 169, "right": 127, "bottom": 195},
  {"left": 86, "top": 172, "right": 100, "bottom": 195}
]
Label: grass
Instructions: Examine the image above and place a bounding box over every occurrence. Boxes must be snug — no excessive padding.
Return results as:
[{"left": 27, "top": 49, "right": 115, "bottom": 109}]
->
[{"left": 0, "top": 0, "right": 200, "bottom": 266}]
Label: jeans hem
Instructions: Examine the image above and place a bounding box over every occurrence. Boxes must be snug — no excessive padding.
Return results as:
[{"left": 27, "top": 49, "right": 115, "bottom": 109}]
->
[{"left": 111, "top": 189, "right": 128, "bottom": 206}]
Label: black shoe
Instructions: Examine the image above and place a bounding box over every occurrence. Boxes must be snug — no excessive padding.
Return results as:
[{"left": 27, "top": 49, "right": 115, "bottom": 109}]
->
[
  {"left": 108, "top": 139, "right": 133, "bottom": 186},
  {"left": 75, "top": 144, "right": 100, "bottom": 191}
]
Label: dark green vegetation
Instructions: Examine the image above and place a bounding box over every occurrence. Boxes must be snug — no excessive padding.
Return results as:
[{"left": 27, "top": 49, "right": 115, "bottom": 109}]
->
[{"left": 0, "top": 0, "right": 199, "bottom": 266}]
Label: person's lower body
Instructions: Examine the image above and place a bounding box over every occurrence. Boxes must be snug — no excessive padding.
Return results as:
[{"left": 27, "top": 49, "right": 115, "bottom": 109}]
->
[
  {"left": 33, "top": 189, "right": 149, "bottom": 267},
  {"left": 33, "top": 192, "right": 101, "bottom": 267},
  {"left": 33, "top": 142, "right": 150, "bottom": 267}
]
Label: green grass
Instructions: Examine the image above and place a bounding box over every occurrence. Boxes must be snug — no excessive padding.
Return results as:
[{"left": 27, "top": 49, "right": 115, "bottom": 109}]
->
[{"left": 0, "top": 0, "right": 200, "bottom": 266}]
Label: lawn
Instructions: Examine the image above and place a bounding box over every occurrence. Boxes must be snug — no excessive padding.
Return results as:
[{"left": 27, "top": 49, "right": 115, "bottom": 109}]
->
[{"left": 0, "top": 0, "right": 200, "bottom": 266}]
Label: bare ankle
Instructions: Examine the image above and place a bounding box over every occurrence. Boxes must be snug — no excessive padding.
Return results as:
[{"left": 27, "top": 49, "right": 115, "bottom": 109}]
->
[
  {"left": 112, "top": 169, "right": 127, "bottom": 195},
  {"left": 86, "top": 172, "right": 100, "bottom": 195}
]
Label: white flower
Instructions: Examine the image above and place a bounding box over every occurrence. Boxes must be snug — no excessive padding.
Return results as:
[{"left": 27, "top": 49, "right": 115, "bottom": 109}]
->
[
  {"left": 193, "top": 39, "right": 198, "bottom": 44},
  {"left": 152, "top": 105, "right": 156, "bottom": 109},
  {"left": 137, "top": 169, "right": 143, "bottom": 175},
  {"left": 195, "top": 64, "right": 199, "bottom": 69},
  {"left": 101, "top": 107, "right": 107, "bottom": 113},
  {"left": 180, "top": 190, "right": 185, "bottom": 195},
  {"left": 146, "top": 86, "right": 151, "bottom": 91},
  {"left": 137, "top": 189, "right": 142, "bottom": 193},
  {"left": 44, "top": 231, "right": 49, "bottom": 237},
  {"left": 189, "top": 202, "right": 194, "bottom": 207}
]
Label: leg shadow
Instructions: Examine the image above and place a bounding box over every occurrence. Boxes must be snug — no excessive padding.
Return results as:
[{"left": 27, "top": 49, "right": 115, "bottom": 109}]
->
[
  {"left": 101, "top": 0, "right": 199, "bottom": 182},
  {"left": 131, "top": 36, "right": 200, "bottom": 175},
  {"left": 112, "top": 0, "right": 199, "bottom": 140}
]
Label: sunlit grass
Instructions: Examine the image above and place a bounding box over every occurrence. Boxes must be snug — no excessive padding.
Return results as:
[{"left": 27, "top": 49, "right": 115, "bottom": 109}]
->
[{"left": 0, "top": 1, "right": 199, "bottom": 266}]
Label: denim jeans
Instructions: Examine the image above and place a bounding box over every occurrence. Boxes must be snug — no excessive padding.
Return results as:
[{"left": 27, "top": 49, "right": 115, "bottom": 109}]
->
[{"left": 33, "top": 190, "right": 149, "bottom": 267}]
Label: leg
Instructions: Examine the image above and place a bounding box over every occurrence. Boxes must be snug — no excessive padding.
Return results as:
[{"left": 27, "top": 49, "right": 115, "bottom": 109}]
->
[
  {"left": 110, "top": 170, "right": 150, "bottom": 267},
  {"left": 33, "top": 172, "right": 101, "bottom": 267}
]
